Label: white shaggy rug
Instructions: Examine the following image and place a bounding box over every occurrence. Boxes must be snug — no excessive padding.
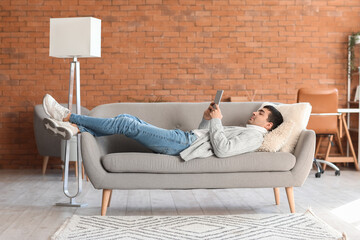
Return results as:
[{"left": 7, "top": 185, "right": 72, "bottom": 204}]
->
[{"left": 52, "top": 210, "right": 346, "bottom": 240}]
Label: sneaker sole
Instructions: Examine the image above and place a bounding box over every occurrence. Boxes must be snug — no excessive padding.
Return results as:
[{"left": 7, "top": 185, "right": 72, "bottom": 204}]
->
[{"left": 43, "top": 118, "right": 73, "bottom": 140}]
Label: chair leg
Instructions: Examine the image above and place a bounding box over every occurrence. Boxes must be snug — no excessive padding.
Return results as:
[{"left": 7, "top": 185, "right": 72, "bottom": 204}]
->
[
  {"left": 273, "top": 188, "right": 280, "bottom": 205},
  {"left": 81, "top": 163, "right": 89, "bottom": 181},
  {"left": 335, "top": 132, "right": 344, "bottom": 156},
  {"left": 42, "top": 156, "right": 49, "bottom": 175},
  {"left": 75, "top": 161, "right": 78, "bottom": 177},
  {"left": 82, "top": 163, "right": 85, "bottom": 180},
  {"left": 285, "top": 187, "right": 295, "bottom": 213},
  {"left": 101, "top": 189, "right": 112, "bottom": 216},
  {"left": 315, "top": 136, "right": 323, "bottom": 158},
  {"left": 314, "top": 159, "right": 324, "bottom": 178},
  {"left": 316, "top": 159, "right": 340, "bottom": 172}
]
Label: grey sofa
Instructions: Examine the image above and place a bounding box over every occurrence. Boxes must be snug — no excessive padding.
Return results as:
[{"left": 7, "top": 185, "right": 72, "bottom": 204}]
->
[{"left": 81, "top": 102, "right": 316, "bottom": 216}]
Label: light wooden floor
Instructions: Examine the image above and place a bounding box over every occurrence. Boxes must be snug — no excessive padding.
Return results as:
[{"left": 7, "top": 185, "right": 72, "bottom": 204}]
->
[{"left": 1, "top": 168, "right": 360, "bottom": 239}]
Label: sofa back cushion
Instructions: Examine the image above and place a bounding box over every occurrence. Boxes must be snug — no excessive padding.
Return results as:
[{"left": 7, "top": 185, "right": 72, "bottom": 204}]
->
[{"left": 89, "top": 102, "right": 263, "bottom": 155}]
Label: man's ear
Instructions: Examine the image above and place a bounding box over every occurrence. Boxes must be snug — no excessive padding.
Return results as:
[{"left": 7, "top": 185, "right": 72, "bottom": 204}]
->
[{"left": 265, "top": 122, "right": 273, "bottom": 131}]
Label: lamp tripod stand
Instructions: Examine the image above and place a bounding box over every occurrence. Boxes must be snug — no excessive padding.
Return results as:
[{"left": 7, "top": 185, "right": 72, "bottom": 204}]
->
[{"left": 56, "top": 57, "right": 87, "bottom": 207}]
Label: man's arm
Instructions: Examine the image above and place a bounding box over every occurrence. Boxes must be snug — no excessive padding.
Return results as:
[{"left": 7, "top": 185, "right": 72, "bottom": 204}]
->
[
  {"left": 208, "top": 105, "right": 263, "bottom": 158},
  {"left": 198, "top": 102, "right": 218, "bottom": 129},
  {"left": 198, "top": 118, "right": 210, "bottom": 129}
]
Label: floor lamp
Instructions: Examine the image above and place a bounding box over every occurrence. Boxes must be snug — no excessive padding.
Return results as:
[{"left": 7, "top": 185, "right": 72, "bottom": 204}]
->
[{"left": 49, "top": 17, "right": 101, "bottom": 207}]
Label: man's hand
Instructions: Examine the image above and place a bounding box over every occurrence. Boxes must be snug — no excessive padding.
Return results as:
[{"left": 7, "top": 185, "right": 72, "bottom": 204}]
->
[
  {"left": 203, "top": 103, "right": 214, "bottom": 120},
  {"left": 203, "top": 103, "right": 223, "bottom": 120}
]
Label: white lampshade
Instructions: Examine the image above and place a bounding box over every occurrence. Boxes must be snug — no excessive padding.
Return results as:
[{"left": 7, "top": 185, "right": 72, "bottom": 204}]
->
[{"left": 49, "top": 17, "right": 101, "bottom": 58}]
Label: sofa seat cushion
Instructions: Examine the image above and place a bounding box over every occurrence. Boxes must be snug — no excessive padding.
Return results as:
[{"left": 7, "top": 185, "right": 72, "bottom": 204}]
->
[{"left": 101, "top": 152, "right": 296, "bottom": 173}]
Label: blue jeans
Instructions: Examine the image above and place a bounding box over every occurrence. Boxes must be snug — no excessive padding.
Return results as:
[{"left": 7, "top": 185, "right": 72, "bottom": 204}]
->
[{"left": 69, "top": 114, "right": 197, "bottom": 156}]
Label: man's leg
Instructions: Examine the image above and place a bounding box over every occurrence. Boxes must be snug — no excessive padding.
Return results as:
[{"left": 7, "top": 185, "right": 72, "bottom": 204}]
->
[
  {"left": 42, "top": 94, "right": 197, "bottom": 155},
  {"left": 69, "top": 113, "right": 197, "bottom": 155}
]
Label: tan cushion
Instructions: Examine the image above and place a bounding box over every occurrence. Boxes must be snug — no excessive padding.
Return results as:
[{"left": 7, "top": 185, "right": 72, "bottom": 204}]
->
[
  {"left": 258, "top": 120, "right": 295, "bottom": 152},
  {"left": 101, "top": 152, "right": 296, "bottom": 173},
  {"left": 259, "top": 102, "right": 312, "bottom": 153}
]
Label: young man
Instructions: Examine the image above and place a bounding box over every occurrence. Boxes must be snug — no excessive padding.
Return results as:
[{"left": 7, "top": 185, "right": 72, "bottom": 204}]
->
[{"left": 42, "top": 94, "right": 283, "bottom": 161}]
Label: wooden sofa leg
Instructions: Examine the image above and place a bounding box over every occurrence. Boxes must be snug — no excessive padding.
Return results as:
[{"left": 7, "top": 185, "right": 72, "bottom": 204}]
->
[
  {"left": 273, "top": 188, "right": 280, "bottom": 205},
  {"left": 101, "top": 189, "right": 112, "bottom": 216},
  {"left": 108, "top": 190, "right": 112, "bottom": 207},
  {"left": 42, "top": 156, "right": 49, "bottom": 175},
  {"left": 285, "top": 187, "right": 295, "bottom": 213}
]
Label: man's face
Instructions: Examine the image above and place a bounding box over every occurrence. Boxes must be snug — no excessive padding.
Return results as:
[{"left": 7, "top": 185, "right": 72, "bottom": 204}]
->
[{"left": 247, "top": 108, "right": 273, "bottom": 131}]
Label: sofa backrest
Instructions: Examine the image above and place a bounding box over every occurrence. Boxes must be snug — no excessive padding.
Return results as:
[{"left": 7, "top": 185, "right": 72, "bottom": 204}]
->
[{"left": 88, "top": 102, "right": 264, "bottom": 155}]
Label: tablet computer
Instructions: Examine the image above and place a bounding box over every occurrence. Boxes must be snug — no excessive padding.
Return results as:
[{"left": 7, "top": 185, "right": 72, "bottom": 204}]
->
[{"left": 213, "top": 90, "right": 224, "bottom": 109}]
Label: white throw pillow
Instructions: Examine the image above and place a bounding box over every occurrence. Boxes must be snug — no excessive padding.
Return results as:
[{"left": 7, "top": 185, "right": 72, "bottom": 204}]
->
[
  {"left": 257, "top": 120, "right": 295, "bottom": 152},
  {"left": 260, "top": 102, "right": 312, "bottom": 153}
]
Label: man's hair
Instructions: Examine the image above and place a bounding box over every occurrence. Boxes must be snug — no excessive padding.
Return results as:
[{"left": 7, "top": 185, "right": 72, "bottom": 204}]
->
[{"left": 263, "top": 105, "right": 283, "bottom": 131}]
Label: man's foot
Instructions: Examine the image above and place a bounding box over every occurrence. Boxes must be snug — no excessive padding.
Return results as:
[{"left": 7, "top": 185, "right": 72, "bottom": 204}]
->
[
  {"left": 43, "top": 118, "right": 78, "bottom": 140},
  {"left": 42, "top": 94, "right": 71, "bottom": 121}
]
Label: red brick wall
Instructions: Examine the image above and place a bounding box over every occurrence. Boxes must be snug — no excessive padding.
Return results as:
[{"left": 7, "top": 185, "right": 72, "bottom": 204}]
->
[{"left": 1, "top": 0, "right": 360, "bottom": 169}]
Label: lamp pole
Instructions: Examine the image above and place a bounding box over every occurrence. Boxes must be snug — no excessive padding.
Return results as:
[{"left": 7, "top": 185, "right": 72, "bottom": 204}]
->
[{"left": 56, "top": 57, "right": 87, "bottom": 207}]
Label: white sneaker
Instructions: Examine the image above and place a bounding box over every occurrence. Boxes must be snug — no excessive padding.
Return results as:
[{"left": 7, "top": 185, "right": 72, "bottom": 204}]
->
[
  {"left": 43, "top": 118, "right": 78, "bottom": 140},
  {"left": 42, "top": 94, "right": 71, "bottom": 121}
]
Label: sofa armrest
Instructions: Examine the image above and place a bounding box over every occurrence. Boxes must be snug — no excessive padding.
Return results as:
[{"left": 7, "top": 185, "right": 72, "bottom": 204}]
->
[
  {"left": 81, "top": 132, "right": 107, "bottom": 189},
  {"left": 291, "top": 129, "right": 316, "bottom": 186}
]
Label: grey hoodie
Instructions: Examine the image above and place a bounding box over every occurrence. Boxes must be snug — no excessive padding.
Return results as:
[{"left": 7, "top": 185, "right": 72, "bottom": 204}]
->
[{"left": 180, "top": 118, "right": 267, "bottom": 161}]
